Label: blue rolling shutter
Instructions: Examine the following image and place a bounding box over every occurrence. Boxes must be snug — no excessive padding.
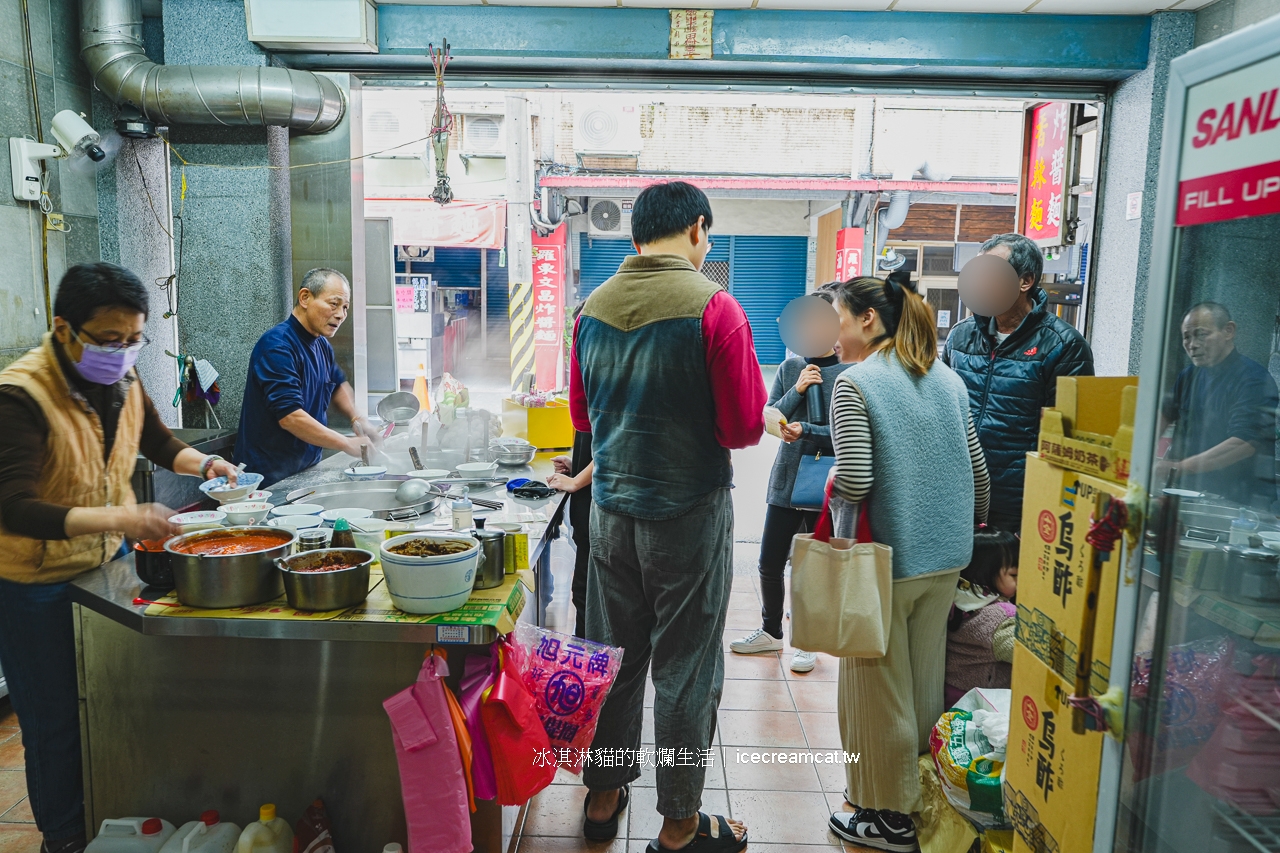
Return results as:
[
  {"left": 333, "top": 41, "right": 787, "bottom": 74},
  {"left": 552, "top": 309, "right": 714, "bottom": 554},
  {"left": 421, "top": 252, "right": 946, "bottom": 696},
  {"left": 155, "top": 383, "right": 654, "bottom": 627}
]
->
[
  {"left": 485, "top": 249, "right": 508, "bottom": 318},
  {"left": 578, "top": 234, "right": 731, "bottom": 301},
  {"left": 577, "top": 235, "right": 635, "bottom": 301},
  {"left": 729, "top": 236, "right": 809, "bottom": 364}
]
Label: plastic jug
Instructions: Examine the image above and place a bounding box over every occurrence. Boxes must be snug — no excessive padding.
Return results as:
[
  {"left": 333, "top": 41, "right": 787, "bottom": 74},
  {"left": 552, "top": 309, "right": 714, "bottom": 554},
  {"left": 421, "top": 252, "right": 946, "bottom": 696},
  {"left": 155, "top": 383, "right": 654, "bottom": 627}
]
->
[
  {"left": 236, "top": 805, "right": 293, "bottom": 853},
  {"left": 86, "top": 818, "right": 176, "bottom": 853},
  {"left": 1231, "top": 508, "right": 1259, "bottom": 545},
  {"left": 159, "top": 812, "right": 241, "bottom": 853}
]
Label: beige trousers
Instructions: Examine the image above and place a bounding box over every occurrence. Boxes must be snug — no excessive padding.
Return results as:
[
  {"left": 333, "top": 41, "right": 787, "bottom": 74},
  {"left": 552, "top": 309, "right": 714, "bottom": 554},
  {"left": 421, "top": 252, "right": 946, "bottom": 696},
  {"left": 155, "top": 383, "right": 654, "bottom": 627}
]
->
[{"left": 838, "top": 569, "right": 960, "bottom": 815}]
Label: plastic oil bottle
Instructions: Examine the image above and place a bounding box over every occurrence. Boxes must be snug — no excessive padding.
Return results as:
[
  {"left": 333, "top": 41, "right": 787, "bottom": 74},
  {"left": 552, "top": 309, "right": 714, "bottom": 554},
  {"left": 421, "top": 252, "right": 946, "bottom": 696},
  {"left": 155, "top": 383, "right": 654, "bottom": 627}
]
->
[
  {"left": 85, "top": 818, "right": 176, "bottom": 853},
  {"left": 236, "top": 805, "right": 293, "bottom": 853},
  {"left": 158, "top": 812, "right": 240, "bottom": 853}
]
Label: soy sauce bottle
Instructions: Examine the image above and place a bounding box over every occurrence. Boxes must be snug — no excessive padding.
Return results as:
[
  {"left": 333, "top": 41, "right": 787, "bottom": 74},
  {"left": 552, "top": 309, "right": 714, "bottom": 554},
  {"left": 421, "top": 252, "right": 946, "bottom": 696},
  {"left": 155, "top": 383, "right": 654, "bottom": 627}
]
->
[{"left": 330, "top": 518, "right": 356, "bottom": 550}]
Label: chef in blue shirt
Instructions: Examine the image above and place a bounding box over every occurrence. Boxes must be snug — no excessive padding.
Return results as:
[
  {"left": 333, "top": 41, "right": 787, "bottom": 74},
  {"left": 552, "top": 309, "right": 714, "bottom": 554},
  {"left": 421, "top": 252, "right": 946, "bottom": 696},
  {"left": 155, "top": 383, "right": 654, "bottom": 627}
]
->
[
  {"left": 1162, "top": 301, "right": 1279, "bottom": 508},
  {"left": 235, "top": 268, "right": 375, "bottom": 485}
]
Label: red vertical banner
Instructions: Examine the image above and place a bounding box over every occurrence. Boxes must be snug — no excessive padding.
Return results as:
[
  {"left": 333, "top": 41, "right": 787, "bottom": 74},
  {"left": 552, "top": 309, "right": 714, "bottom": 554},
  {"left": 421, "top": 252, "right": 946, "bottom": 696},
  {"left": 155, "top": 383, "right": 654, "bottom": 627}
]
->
[
  {"left": 1022, "top": 101, "right": 1069, "bottom": 246},
  {"left": 833, "top": 227, "right": 864, "bottom": 281},
  {"left": 531, "top": 224, "right": 567, "bottom": 392}
]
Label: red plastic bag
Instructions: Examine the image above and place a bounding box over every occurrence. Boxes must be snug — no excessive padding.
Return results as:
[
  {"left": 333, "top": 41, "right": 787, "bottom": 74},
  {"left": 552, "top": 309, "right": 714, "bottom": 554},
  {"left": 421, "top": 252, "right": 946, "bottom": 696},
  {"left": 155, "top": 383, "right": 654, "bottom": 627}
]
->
[
  {"left": 509, "top": 623, "right": 624, "bottom": 774},
  {"left": 480, "top": 637, "right": 557, "bottom": 805}
]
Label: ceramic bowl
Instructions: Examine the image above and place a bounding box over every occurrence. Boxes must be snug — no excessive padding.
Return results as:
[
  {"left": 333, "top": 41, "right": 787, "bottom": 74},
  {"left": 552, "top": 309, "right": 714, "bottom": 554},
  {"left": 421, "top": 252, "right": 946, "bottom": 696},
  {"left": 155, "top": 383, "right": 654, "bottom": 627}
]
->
[
  {"left": 406, "top": 469, "right": 450, "bottom": 481},
  {"left": 220, "top": 502, "right": 273, "bottom": 525},
  {"left": 320, "top": 507, "right": 375, "bottom": 523},
  {"left": 456, "top": 461, "right": 499, "bottom": 478},
  {"left": 169, "top": 510, "right": 227, "bottom": 534},
  {"left": 269, "top": 503, "right": 325, "bottom": 518},
  {"left": 379, "top": 533, "right": 481, "bottom": 614},
  {"left": 198, "top": 473, "right": 265, "bottom": 504},
  {"left": 243, "top": 490, "right": 274, "bottom": 503},
  {"left": 343, "top": 465, "right": 387, "bottom": 481},
  {"left": 268, "top": 515, "right": 323, "bottom": 531}
]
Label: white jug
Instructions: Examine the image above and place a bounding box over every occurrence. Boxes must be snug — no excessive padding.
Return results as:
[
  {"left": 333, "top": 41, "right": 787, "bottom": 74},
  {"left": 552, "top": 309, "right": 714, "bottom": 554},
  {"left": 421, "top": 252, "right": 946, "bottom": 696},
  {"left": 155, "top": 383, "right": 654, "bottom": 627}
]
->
[
  {"left": 158, "top": 812, "right": 241, "bottom": 853},
  {"left": 86, "top": 818, "right": 176, "bottom": 853}
]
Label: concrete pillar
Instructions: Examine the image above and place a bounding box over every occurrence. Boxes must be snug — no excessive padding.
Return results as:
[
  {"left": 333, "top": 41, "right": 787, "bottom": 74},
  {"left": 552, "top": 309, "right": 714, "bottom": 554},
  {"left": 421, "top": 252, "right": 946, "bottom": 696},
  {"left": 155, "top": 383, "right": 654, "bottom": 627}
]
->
[
  {"left": 159, "top": 0, "right": 292, "bottom": 428},
  {"left": 1087, "top": 11, "right": 1195, "bottom": 376}
]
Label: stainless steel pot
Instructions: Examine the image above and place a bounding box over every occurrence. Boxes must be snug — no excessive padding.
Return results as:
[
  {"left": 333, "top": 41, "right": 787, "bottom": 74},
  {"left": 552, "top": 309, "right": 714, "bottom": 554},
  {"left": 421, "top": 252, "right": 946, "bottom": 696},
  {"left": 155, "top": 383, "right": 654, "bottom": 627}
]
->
[
  {"left": 276, "top": 548, "right": 373, "bottom": 611},
  {"left": 473, "top": 528, "right": 507, "bottom": 590},
  {"left": 1222, "top": 545, "right": 1280, "bottom": 604},
  {"left": 165, "top": 526, "right": 295, "bottom": 608}
]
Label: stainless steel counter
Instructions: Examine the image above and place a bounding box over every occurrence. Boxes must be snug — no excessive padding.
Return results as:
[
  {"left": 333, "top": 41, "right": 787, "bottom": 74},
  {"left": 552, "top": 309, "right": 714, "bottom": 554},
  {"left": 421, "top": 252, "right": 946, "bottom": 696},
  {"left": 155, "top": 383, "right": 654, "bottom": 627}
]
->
[{"left": 72, "top": 455, "right": 568, "bottom": 851}]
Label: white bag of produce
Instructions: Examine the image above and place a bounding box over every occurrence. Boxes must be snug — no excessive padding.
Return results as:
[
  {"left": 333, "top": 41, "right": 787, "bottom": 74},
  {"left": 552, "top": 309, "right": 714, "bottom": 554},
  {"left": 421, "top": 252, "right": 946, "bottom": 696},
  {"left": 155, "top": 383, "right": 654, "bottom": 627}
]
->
[{"left": 928, "top": 687, "right": 1011, "bottom": 828}]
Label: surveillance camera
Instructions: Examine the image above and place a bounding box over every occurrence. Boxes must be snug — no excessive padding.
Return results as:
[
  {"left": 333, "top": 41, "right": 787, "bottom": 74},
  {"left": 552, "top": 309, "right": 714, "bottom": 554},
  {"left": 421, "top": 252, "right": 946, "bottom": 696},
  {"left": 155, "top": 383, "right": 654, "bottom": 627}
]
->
[{"left": 51, "top": 110, "right": 103, "bottom": 161}]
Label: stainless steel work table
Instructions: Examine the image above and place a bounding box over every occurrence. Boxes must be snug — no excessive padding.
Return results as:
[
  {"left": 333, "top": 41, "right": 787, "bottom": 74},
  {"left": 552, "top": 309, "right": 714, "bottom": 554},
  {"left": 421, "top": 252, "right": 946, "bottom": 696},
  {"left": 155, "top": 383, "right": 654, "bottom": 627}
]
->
[{"left": 69, "top": 455, "right": 568, "bottom": 853}]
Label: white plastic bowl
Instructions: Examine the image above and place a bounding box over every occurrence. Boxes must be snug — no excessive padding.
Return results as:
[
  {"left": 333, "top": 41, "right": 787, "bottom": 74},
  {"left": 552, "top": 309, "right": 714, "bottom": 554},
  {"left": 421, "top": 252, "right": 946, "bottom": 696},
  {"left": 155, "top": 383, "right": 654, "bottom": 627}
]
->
[
  {"left": 320, "top": 507, "right": 375, "bottom": 523},
  {"left": 380, "top": 533, "right": 480, "bottom": 614},
  {"left": 269, "top": 515, "right": 323, "bottom": 531},
  {"left": 349, "top": 518, "right": 411, "bottom": 553},
  {"left": 198, "top": 472, "right": 265, "bottom": 504},
  {"left": 169, "top": 510, "right": 226, "bottom": 534},
  {"left": 269, "top": 503, "right": 324, "bottom": 517},
  {"left": 456, "top": 462, "right": 499, "bottom": 477},
  {"left": 343, "top": 466, "right": 387, "bottom": 481},
  {"left": 220, "top": 501, "right": 273, "bottom": 525}
]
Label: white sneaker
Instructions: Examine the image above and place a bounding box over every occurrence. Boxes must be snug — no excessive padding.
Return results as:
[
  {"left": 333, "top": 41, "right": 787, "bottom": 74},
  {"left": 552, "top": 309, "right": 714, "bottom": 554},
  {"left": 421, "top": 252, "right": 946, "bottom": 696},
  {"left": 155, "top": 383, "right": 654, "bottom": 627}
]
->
[
  {"left": 790, "top": 650, "right": 817, "bottom": 673},
  {"left": 730, "top": 628, "right": 784, "bottom": 654}
]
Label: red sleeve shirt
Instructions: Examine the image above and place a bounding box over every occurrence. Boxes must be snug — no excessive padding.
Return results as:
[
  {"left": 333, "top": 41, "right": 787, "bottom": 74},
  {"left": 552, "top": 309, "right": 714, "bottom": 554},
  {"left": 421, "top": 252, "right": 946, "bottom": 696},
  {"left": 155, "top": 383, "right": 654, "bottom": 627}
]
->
[{"left": 568, "top": 291, "right": 767, "bottom": 449}]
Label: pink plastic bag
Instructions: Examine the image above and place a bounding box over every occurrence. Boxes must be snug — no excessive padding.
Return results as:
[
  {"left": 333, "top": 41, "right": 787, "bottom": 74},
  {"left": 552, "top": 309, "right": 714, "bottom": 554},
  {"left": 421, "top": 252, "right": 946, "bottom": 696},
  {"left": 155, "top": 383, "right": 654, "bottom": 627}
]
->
[
  {"left": 509, "top": 623, "right": 624, "bottom": 774},
  {"left": 461, "top": 651, "right": 499, "bottom": 801},
  {"left": 383, "top": 654, "right": 472, "bottom": 853}
]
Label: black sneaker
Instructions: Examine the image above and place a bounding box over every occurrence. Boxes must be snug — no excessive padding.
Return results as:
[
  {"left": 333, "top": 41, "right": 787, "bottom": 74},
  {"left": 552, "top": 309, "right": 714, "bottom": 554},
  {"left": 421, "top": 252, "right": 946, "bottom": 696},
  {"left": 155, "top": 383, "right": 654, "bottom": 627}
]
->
[
  {"left": 41, "top": 834, "right": 87, "bottom": 853},
  {"left": 829, "top": 808, "right": 919, "bottom": 853}
]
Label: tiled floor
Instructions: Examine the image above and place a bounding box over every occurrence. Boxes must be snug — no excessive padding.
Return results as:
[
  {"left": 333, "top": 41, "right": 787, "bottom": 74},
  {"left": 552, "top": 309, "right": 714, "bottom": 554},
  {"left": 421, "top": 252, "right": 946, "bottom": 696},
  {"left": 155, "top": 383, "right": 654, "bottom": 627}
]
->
[
  {"left": 0, "top": 704, "right": 38, "bottom": 852},
  {"left": 514, "top": 543, "right": 880, "bottom": 852}
]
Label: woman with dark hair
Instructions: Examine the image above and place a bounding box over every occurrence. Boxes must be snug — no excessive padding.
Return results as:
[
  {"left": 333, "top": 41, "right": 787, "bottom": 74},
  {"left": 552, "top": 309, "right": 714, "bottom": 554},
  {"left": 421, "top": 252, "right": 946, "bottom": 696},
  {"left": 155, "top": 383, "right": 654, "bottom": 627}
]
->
[
  {"left": 824, "top": 274, "right": 989, "bottom": 852},
  {"left": 945, "top": 525, "right": 1018, "bottom": 706},
  {"left": 730, "top": 283, "right": 843, "bottom": 673},
  {"left": 0, "top": 263, "right": 240, "bottom": 853}
]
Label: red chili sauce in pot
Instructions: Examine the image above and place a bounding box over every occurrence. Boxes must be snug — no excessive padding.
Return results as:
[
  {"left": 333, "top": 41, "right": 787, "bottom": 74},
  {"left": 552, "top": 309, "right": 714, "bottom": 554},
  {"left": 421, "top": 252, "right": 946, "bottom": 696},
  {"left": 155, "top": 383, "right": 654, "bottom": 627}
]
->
[{"left": 171, "top": 532, "right": 289, "bottom": 556}]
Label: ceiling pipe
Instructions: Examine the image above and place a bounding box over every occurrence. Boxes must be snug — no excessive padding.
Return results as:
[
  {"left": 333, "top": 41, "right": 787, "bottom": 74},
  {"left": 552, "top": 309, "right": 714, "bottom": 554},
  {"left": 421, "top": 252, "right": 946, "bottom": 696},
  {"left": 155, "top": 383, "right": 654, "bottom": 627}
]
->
[
  {"left": 81, "top": 0, "right": 345, "bottom": 133},
  {"left": 873, "top": 159, "right": 951, "bottom": 261}
]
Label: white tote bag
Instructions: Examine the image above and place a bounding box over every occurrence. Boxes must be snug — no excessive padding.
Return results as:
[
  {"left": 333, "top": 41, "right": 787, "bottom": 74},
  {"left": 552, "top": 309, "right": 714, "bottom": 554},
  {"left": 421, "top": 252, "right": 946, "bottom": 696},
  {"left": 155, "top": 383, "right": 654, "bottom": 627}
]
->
[{"left": 788, "top": 488, "right": 893, "bottom": 658}]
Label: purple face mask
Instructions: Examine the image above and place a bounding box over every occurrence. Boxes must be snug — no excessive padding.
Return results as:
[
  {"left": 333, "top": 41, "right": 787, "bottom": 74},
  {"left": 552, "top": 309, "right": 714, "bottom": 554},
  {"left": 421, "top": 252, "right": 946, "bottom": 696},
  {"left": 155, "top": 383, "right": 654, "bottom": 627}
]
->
[{"left": 72, "top": 341, "right": 141, "bottom": 385}]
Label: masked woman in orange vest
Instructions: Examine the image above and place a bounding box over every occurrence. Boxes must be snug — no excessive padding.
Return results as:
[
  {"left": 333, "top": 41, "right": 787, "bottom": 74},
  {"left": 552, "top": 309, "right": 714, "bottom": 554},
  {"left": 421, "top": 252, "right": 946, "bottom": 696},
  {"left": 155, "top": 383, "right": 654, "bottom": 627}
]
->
[{"left": 0, "top": 263, "right": 239, "bottom": 853}]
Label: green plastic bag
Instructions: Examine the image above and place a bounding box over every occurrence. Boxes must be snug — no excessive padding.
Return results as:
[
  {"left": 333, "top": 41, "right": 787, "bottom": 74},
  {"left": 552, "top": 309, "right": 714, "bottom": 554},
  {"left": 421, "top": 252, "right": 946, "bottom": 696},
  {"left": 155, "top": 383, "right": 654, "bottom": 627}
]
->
[{"left": 929, "top": 688, "right": 1010, "bottom": 828}]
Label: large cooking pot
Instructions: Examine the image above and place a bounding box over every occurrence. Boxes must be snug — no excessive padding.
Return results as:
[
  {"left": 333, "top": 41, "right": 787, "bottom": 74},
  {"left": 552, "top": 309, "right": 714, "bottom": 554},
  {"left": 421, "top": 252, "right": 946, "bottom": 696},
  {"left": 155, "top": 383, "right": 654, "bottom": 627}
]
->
[
  {"left": 285, "top": 479, "right": 444, "bottom": 521},
  {"left": 165, "top": 526, "right": 296, "bottom": 608},
  {"left": 1222, "top": 545, "right": 1280, "bottom": 605}
]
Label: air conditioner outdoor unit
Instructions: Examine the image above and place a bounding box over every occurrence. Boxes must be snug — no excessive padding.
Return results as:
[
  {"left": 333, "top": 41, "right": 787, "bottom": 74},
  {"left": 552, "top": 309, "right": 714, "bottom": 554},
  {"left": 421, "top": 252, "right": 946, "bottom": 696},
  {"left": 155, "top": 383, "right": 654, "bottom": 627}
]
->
[
  {"left": 363, "top": 96, "right": 428, "bottom": 158},
  {"left": 461, "top": 114, "right": 506, "bottom": 156},
  {"left": 587, "top": 198, "right": 634, "bottom": 238},
  {"left": 574, "top": 103, "right": 642, "bottom": 155}
]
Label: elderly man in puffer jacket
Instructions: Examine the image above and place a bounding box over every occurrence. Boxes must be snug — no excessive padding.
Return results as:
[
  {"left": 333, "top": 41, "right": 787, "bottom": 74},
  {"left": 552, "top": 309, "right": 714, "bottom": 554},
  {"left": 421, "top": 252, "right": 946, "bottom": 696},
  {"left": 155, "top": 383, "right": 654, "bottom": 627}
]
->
[{"left": 943, "top": 233, "right": 1094, "bottom": 531}]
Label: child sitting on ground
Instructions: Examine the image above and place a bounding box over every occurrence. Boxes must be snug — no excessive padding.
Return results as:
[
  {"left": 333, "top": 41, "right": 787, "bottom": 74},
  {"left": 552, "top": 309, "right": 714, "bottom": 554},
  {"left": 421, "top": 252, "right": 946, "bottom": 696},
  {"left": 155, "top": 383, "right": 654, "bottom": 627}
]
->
[{"left": 945, "top": 525, "right": 1019, "bottom": 707}]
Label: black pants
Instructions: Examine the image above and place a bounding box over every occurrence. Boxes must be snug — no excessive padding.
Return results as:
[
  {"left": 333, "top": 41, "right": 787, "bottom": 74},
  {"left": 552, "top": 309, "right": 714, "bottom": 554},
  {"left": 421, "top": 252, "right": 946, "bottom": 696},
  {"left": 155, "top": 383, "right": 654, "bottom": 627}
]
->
[
  {"left": 758, "top": 503, "right": 819, "bottom": 638},
  {"left": 569, "top": 430, "right": 593, "bottom": 639}
]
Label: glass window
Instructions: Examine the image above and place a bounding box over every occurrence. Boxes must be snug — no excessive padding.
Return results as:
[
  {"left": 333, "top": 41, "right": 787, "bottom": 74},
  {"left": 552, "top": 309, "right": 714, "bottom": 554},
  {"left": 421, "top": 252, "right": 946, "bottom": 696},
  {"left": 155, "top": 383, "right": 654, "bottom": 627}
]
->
[
  {"left": 1120, "top": 211, "right": 1280, "bottom": 853},
  {"left": 921, "top": 245, "right": 958, "bottom": 275}
]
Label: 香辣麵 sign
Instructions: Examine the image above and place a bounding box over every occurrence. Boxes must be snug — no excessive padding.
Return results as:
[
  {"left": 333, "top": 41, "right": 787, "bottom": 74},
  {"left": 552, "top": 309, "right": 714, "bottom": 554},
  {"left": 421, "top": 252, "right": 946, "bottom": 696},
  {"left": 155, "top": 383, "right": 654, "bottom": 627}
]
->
[{"left": 1178, "top": 52, "right": 1280, "bottom": 226}]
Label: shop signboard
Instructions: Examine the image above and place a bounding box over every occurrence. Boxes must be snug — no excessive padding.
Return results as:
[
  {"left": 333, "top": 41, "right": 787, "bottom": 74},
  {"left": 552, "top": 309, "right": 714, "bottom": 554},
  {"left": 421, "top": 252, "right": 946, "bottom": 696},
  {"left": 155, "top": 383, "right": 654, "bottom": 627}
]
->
[
  {"left": 833, "top": 227, "right": 863, "bottom": 280},
  {"left": 531, "top": 224, "right": 567, "bottom": 392},
  {"left": 1176, "top": 52, "right": 1280, "bottom": 226},
  {"left": 1021, "top": 102, "right": 1071, "bottom": 247}
]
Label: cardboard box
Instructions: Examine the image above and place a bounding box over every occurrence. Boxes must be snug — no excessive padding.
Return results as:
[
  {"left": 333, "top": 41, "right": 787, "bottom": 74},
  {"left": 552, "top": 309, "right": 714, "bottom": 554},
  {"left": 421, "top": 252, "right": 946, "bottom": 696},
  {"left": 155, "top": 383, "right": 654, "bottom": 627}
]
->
[
  {"left": 1017, "top": 454, "right": 1127, "bottom": 694},
  {"left": 1005, "top": 642, "right": 1106, "bottom": 853},
  {"left": 1037, "top": 376, "right": 1137, "bottom": 484}
]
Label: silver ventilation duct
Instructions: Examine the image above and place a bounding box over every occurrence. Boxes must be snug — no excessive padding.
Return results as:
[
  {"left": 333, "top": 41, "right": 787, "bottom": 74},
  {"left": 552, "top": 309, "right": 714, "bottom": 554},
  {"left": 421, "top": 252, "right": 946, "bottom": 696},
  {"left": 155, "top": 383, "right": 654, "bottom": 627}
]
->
[{"left": 81, "top": 0, "right": 345, "bottom": 134}]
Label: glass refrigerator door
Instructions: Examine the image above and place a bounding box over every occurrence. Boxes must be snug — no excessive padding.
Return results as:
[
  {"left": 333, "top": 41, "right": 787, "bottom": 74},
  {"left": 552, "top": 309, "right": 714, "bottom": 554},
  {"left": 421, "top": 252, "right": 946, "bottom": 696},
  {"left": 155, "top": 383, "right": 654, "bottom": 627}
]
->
[{"left": 1109, "top": 16, "right": 1280, "bottom": 853}]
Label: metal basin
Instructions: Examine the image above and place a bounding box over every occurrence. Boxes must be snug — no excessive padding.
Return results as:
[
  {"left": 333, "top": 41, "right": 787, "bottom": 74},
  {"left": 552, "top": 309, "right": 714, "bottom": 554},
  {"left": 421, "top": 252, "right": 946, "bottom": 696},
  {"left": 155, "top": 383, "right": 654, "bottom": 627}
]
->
[
  {"left": 165, "top": 526, "right": 295, "bottom": 608},
  {"left": 377, "top": 391, "right": 421, "bottom": 425},
  {"left": 277, "top": 548, "right": 373, "bottom": 611},
  {"left": 285, "top": 480, "right": 444, "bottom": 521}
]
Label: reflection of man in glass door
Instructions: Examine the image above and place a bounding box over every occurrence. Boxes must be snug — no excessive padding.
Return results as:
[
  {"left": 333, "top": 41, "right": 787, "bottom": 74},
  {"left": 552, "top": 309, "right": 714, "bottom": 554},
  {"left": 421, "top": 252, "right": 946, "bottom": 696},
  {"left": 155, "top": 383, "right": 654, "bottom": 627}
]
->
[{"left": 1163, "top": 302, "right": 1279, "bottom": 507}]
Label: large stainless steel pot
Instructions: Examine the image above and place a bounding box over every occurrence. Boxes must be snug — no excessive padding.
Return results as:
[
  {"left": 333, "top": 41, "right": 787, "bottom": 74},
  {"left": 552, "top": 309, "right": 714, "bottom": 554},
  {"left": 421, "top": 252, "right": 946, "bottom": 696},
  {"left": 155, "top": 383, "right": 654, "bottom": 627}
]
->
[
  {"left": 165, "top": 526, "right": 295, "bottom": 608},
  {"left": 276, "top": 548, "right": 373, "bottom": 611},
  {"left": 1222, "top": 545, "right": 1280, "bottom": 604},
  {"left": 285, "top": 480, "right": 444, "bottom": 521}
]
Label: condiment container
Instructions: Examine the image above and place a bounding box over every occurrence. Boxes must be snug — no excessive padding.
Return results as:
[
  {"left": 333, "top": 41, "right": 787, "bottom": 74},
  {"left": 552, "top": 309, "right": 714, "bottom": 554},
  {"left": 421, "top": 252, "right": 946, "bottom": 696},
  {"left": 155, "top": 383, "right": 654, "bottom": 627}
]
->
[
  {"left": 297, "top": 529, "right": 330, "bottom": 552},
  {"left": 236, "top": 805, "right": 293, "bottom": 853},
  {"left": 1230, "top": 508, "right": 1259, "bottom": 546},
  {"left": 294, "top": 799, "right": 335, "bottom": 853},
  {"left": 330, "top": 518, "right": 356, "bottom": 550},
  {"left": 492, "top": 523, "right": 528, "bottom": 572},
  {"left": 452, "top": 489, "right": 474, "bottom": 531},
  {"left": 158, "top": 812, "right": 240, "bottom": 853},
  {"left": 86, "top": 818, "right": 175, "bottom": 853},
  {"left": 473, "top": 528, "right": 507, "bottom": 590}
]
